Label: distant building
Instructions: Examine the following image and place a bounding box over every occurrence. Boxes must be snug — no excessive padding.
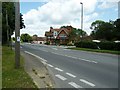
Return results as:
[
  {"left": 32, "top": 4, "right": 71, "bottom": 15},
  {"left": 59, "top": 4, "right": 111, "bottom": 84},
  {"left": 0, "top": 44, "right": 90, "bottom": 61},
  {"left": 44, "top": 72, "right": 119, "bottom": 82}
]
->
[
  {"left": 45, "top": 26, "right": 73, "bottom": 45},
  {"left": 118, "top": 1, "right": 120, "bottom": 18},
  {"left": 32, "top": 37, "right": 46, "bottom": 44}
]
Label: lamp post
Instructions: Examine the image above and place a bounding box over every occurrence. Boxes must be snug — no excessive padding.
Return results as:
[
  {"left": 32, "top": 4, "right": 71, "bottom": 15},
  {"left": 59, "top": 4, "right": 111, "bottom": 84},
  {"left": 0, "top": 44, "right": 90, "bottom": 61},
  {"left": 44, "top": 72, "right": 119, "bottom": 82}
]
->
[
  {"left": 80, "top": 2, "right": 83, "bottom": 46},
  {"left": 80, "top": 2, "right": 83, "bottom": 31}
]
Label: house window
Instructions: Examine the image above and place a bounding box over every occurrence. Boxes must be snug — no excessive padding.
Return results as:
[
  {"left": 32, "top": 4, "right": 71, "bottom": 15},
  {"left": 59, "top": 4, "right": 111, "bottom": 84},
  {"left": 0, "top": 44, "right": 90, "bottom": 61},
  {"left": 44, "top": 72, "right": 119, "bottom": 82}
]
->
[{"left": 59, "top": 34, "right": 66, "bottom": 37}]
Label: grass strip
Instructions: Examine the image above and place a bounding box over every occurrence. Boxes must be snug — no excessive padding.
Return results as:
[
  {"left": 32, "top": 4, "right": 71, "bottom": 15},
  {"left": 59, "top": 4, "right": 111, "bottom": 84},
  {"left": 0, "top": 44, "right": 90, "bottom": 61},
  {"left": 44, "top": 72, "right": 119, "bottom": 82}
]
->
[{"left": 2, "top": 46, "right": 37, "bottom": 88}]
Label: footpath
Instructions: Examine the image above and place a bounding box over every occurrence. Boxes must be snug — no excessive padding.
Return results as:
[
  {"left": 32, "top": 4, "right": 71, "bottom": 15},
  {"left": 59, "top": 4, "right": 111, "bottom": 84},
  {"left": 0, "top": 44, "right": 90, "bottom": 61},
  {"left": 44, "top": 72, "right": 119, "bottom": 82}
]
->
[{"left": 21, "top": 51, "right": 55, "bottom": 89}]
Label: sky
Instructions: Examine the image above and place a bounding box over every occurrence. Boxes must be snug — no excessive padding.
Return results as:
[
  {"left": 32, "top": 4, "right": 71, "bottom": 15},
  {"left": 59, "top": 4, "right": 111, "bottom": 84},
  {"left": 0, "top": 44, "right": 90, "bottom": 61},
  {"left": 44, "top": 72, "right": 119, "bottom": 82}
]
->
[{"left": 18, "top": 0, "right": 119, "bottom": 37}]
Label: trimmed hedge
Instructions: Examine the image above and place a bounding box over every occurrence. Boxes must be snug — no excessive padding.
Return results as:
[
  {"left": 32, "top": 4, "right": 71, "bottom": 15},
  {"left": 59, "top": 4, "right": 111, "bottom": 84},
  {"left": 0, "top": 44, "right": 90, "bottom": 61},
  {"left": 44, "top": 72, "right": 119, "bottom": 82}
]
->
[{"left": 75, "top": 41, "right": 120, "bottom": 51}]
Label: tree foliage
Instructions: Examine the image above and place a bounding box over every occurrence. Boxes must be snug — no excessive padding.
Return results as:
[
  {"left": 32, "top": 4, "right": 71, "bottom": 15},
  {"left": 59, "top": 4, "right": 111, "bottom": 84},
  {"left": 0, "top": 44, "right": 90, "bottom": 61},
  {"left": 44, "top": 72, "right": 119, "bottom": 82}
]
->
[
  {"left": 21, "top": 33, "right": 32, "bottom": 42},
  {"left": 90, "top": 19, "right": 120, "bottom": 41},
  {"left": 2, "top": 2, "right": 25, "bottom": 45}
]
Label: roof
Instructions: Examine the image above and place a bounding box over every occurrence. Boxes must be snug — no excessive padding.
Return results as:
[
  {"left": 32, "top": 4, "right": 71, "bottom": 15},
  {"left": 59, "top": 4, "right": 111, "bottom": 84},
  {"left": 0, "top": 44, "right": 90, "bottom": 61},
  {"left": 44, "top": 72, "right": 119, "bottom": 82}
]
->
[
  {"left": 45, "top": 31, "right": 53, "bottom": 36},
  {"left": 37, "top": 37, "right": 46, "bottom": 41},
  {"left": 50, "top": 28, "right": 60, "bottom": 32}
]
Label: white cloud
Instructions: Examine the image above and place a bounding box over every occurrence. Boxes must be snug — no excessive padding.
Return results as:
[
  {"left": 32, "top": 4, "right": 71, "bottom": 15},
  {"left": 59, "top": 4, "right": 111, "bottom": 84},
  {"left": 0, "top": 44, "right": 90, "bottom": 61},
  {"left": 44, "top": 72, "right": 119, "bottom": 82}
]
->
[
  {"left": 20, "top": 0, "right": 100, "bottom": 36},
  {"left": 98, "top": 1, "right": 118, "bottom": 9}
]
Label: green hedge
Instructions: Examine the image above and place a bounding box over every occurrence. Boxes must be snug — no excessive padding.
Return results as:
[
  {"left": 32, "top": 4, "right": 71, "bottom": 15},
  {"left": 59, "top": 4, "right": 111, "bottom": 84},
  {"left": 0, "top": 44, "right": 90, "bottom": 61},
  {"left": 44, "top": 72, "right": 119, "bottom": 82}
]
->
[{"left": 75, "top": 41, "right": 120, "bottom": 51}]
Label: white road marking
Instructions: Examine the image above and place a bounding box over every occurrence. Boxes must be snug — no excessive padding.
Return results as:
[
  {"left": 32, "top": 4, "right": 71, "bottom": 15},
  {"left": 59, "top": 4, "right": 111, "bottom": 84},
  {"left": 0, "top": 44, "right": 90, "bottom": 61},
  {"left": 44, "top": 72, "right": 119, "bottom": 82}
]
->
[
  {"left": 47, "top": 64, "right": 54, "bottom": 67},
  {"left": 66, "top": 72, "right": 76, "bottom": 78},
  {"left": 24, "top": 51, "right": 47, "bottom": 62},
  {"left": 79, "top": 58, "right": 98, "bottom": 64},
  {"left": 52, "top": 48, "right": 58, "bottom": 50},
  {"left": 68, "top": 82, "right": 83, "bottom": 88},
  {"left": 55, "top": 74, "right": 67, "bottom": 81},
  {"left": 55, "top": 67, "right": 63, "bottom": 72},
  {"left": 80, "top": 79, "right": 95, "bottom": 87}
]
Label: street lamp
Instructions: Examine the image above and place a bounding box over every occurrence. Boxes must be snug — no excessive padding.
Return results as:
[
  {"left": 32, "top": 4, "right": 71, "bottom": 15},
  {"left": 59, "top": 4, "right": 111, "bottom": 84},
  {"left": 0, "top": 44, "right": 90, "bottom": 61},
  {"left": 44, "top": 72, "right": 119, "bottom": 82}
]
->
[
  {"left": 80, "top": 2, "right": 83, "bottom": 42},
  {"left": 80, "top": 2, "right": 83, "bottom": 31}
]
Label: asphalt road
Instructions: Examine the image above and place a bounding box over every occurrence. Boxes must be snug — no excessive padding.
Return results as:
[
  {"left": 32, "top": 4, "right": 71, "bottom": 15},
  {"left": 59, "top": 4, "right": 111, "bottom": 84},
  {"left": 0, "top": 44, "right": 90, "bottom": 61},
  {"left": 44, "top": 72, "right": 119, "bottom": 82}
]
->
[{"left": 21, "top": 43, "right": 118, "bottom": 89}]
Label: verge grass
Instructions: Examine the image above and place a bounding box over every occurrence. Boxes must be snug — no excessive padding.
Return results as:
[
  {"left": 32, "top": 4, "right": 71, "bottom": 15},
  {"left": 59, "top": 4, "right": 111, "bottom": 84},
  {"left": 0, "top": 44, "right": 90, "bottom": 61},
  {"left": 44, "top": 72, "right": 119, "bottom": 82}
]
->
[{"left": 2, "top": 46, "right": 37, "bottom": 88}]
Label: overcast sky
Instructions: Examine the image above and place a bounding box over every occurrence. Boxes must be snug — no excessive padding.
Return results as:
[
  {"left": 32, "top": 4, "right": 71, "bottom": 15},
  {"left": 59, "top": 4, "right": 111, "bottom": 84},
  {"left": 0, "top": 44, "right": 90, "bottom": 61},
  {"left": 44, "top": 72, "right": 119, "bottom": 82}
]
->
[{"left": 18, "top": 0, "right": 119, "bottom": 37}]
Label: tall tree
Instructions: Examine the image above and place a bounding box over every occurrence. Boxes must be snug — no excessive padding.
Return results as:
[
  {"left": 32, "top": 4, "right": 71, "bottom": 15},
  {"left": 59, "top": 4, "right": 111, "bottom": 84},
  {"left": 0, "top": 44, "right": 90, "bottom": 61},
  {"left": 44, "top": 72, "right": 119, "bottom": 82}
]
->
[
  {"left": 113, "top": 18, "right": 120, "bottom": 40},
  {"left": 2, "top": 2, "right": 25, "bottom": 45},
  {"left": 21, "top": 33, "right": 32, "bottom": 42}
]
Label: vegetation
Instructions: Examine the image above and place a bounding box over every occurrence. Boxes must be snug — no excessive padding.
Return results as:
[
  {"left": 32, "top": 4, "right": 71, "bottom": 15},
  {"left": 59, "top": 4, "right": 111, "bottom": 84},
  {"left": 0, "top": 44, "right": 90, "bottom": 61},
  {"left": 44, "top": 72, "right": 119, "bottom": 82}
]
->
[
  {"left": 21, "top": 33, "right": 32, "bottom": 42},
  {"left": 68, "top": 47, "right": 120, "bottom": 55},
  {"left": 74, "top": 41, "right": 120, "bottom": 51},
  {"left": 90, "top": 19, "right": 120, "bottom": 41},
  {"left": 2, "top": 46, "right": 37, "bottom": 88},
  {"left": 2, "top": 2, "right": 25, "bottom": 45}
]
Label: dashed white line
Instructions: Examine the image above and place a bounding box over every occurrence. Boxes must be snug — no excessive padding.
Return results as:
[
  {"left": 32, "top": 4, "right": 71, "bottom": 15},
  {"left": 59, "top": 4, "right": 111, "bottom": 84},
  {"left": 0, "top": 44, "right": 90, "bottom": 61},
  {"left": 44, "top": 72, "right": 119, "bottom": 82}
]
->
[
  {"left": 80, "top": 79, "right": 95, "bottom": 87},
  {"left": 55, "top": 67, "right": 63, "bottom": 72},
  {"left": 55, "top": 74, "right": 67, "bottom": 81},
  {"left": 52, "top": 48, "right": 58, "bottom": 50},
  {"left": 47, "top": 64, "right": 54, "bottom": 67},
  {"left": 68, "top": 82, "right": 83, "bottom": 88},
  {"left": 66, "top": 72, "right": 76, "bottom": 78}
]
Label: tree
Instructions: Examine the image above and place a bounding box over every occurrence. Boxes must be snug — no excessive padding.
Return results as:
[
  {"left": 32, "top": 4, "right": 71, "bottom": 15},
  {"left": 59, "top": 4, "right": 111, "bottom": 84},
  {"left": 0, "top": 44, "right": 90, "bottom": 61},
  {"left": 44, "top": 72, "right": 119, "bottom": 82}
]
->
[
  {"left": 21, "top": 33, "right": 32, "bottom": 42},
  {"left": 90, "top": 20, "right": 114, "bottom": 41},
  {"left": 32, "top": 34, "right": 38, "bottom": 41},
  {"left": 113, "top": 18, "right": 120, "bottom": 40},
  {"left": 2, "top": 2, "right": 25, "bottom": 45},
  {"left": 69, "top": 28, "right": 87, "bottom": 43}
]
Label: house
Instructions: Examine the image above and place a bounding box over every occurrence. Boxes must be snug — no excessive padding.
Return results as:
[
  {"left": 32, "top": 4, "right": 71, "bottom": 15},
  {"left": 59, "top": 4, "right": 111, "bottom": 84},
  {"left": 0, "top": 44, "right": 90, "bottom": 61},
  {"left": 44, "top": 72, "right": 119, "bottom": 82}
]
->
[
  {"left": 32, "top": 37, "right": 46, "bottom": 44},
  {"left": 45, "top": 26, "right": 73, "bottom": 45}
]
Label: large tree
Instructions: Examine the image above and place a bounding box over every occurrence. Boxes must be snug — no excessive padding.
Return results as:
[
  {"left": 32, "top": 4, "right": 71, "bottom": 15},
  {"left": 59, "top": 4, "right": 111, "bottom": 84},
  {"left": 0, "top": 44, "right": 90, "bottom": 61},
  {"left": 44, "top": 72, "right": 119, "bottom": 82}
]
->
[
  {"left": 90, "top": 20, "right": 115, "bottom": 41},
  {"left": 113, "top": 18, "right": 120, "bottom": 40},
  {"left": 21, "top": 33, "right": 32, "bottom": 42},
  {"left": 2, "top": 2, "right": 25, "bottom": 45}
]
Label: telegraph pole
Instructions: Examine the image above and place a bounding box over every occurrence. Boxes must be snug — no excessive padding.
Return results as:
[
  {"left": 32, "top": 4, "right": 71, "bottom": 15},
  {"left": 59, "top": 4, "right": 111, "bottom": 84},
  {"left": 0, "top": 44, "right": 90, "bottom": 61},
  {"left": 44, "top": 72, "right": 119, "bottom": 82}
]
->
[{"left": 15, "top": 1, "right": 20, "bottom": 69}]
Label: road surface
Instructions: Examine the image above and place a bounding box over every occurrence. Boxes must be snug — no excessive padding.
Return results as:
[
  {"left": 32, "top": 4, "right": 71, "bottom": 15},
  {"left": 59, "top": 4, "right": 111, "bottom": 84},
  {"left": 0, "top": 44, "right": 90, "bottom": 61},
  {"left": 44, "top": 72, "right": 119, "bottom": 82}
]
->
[{"left": 21, "top": 43, "right": 118, "bottom": 89}]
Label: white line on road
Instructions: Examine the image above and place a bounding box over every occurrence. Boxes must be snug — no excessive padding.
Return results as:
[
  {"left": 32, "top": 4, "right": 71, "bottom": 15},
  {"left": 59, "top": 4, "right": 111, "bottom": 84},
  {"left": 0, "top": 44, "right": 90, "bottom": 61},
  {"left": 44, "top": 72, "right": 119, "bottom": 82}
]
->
[
  {"left": 55, "top": 74, "right": 67, "bottom": 81},
  {"left": 66, "top": 72, "right": 76, "bottom": 78},
  {"left": 47, "top": 64, "right": 54, "bottom": 67},
  {"left": 80, "top": 79, "right": 95, "bottom": 87},
  {"left": 24, "top": 51, "right": 47, "bottom": 62},
  {"left": 55, "top": 67, "right": 63, "bottom": 72},
  {"left": 68, "top": 82, "right": 83, "bottom": 88},
  {"left": 52, "top": 48, "right": 58, "bottom": 50},
  {"left": 79, "top": 58, "right": 98, "bottom": 64}
]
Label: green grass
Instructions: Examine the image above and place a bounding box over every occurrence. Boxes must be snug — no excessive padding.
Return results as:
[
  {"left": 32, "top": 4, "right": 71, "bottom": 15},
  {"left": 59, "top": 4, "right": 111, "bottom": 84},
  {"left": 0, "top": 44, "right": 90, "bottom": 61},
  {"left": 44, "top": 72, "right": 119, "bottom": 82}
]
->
[
  {"left": 2, "top": 46, "right": 37, "bottom": 88},
  {"left": 67, "top": 47, "right": 120, "bottom": 55}
]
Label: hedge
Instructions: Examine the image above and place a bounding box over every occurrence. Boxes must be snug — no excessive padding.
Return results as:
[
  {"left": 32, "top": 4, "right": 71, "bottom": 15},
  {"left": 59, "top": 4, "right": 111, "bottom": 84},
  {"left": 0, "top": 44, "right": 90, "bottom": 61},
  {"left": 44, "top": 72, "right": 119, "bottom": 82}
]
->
[{"left": 75, "top": 41, "right": 120, "bottom": 51}]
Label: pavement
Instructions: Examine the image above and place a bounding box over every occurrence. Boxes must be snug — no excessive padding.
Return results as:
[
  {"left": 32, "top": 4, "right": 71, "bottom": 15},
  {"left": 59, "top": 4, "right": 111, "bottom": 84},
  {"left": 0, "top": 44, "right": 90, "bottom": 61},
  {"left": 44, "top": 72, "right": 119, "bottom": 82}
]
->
[
  {"left": 20, "top": 43, "right": 119, "bottom": 89},
  {"left": 21, "top": 50, "right": 55, "bottom": 89}
]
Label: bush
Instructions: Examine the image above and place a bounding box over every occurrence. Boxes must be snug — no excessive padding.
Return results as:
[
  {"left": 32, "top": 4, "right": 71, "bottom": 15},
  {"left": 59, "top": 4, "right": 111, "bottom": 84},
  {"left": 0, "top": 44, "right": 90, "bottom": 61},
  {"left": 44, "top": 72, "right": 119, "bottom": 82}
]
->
[
  {"left": 45, "top": 42, "right": 50, "bottom": 45},
  {"left": 75, "top": 41, "right": 120, "bottom": 51},
  {"left": 75, "top": 41, "right": 98, "bottom": 49},
  {"left": 98, "top": 41, "right": 120, "bottom": 51}
]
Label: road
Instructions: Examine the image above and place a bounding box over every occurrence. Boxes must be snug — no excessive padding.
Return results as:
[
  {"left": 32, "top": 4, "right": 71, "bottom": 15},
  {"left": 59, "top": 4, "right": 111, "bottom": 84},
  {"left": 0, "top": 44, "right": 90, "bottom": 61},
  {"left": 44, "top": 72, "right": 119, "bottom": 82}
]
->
[{"left": 21, "top": 43, "right": 118, "bottom": 89}]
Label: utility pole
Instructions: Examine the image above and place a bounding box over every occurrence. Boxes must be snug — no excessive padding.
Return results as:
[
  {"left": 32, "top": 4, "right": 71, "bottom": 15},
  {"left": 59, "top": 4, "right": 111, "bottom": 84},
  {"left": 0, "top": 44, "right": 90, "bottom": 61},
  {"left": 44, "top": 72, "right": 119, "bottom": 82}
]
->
[{"left": 15, "top": 1, "right": 20, "bottom": 69}]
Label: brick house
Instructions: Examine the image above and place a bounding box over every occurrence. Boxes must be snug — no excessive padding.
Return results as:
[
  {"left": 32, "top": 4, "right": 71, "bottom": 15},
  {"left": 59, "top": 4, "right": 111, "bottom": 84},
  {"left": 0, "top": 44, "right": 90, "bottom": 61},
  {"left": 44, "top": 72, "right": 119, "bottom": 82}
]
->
[
  {"left": 45, "top": 26, "right": 73, "bottom": 45},
  {"left": 32, "top": 37, "right": 46, "bottom": 44}
]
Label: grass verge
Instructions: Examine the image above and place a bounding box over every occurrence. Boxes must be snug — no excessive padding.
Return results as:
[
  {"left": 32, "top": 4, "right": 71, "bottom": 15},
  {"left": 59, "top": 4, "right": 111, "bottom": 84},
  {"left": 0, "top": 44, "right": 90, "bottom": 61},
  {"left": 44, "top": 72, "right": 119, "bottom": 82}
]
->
[
  {"left": 2, "top": 46, "right": 37, "bottom": 88},
  {"left": 67, "top": 47, "right": 120, "bottom": 55}
]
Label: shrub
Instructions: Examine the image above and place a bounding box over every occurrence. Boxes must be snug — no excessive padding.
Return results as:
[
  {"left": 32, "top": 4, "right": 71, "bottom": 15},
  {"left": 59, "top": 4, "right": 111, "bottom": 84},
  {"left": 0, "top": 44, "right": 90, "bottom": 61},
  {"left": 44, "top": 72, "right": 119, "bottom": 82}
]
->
[
  {"left": 75, "top": 41, "right": 120, "bottom": 51},
  {"left": 75, "top": 41, "right": 98, "bottom": 49}
]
